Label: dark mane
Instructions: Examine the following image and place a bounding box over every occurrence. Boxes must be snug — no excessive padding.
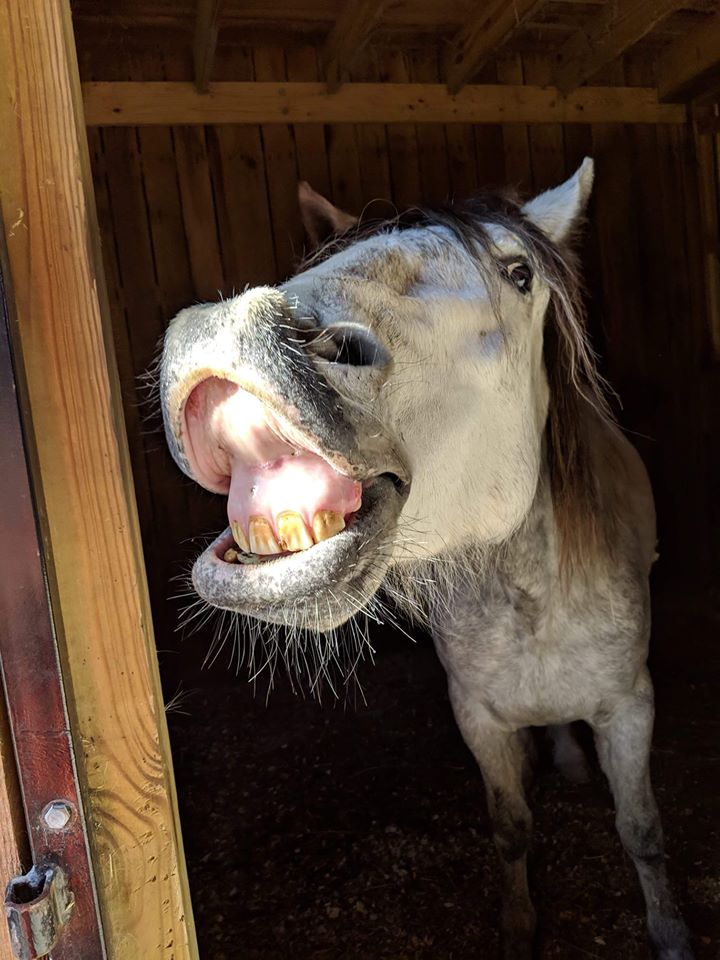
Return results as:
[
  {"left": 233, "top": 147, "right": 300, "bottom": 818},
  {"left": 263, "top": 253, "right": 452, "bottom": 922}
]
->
[{"left": 301, "top": 193, "right": 615, "bottom": 573}]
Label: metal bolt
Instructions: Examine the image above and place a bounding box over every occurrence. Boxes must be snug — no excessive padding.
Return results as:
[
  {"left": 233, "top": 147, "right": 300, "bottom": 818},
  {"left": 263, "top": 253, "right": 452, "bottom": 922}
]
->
[{"left": 42, "top": 801, "right": 72, "bottom": 831}]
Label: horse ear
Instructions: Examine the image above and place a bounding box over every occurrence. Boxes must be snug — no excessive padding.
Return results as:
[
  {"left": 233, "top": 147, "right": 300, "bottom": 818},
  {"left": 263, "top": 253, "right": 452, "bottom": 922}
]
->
[
  {"left": 521, "top": 157, "right": 594, "bottom": 243},
  {"left": 298, "top": 181, "right": 358, "bottom": 250}
]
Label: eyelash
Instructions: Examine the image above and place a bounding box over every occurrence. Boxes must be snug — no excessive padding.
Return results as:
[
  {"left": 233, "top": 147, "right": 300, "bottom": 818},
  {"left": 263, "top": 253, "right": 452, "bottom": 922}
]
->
[{"left": 502, "top": 260, "right": 533, "bottom": 295}]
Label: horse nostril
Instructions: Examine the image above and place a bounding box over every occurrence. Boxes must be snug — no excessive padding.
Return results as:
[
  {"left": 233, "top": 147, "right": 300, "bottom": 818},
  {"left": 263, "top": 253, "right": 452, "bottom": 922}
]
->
[{"left": 319, "top": 323, "right": 389, "bottom": 368}]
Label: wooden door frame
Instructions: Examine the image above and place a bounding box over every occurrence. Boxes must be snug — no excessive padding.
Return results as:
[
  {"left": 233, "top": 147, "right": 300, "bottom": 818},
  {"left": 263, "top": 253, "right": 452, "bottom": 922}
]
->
[
  {"left": 0, "top": 1, "right": 198, "bottom": 957},
  {"left": 0, "top": 247, "right": 106, "bottom": 959}
]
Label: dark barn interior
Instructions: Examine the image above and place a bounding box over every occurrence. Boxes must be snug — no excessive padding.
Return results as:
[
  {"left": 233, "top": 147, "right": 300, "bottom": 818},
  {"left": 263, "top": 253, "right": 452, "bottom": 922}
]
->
[{"left": 71, "top": 2, "right": 719, "bottom": 956}]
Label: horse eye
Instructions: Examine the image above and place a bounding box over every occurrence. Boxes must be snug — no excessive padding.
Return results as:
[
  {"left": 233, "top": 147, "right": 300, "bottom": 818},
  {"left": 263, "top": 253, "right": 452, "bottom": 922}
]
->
[{"left": 504, "top": 260, "right": 533, "bottom": 295}]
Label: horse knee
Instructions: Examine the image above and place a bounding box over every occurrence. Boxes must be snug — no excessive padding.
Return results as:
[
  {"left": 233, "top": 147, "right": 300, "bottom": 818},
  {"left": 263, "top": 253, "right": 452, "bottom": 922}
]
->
[
  {"left": 616, "top": 809, "right": 664, "bottom": 865},
  {"left": 491, "top": 788, "right": 532, "bottom": 862}
]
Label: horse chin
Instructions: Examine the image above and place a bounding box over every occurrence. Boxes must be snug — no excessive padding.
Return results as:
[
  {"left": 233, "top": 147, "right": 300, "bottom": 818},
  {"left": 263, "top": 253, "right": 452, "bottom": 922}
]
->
[{"left": 190, "top": 475, "right": 407, "bottom": 631}]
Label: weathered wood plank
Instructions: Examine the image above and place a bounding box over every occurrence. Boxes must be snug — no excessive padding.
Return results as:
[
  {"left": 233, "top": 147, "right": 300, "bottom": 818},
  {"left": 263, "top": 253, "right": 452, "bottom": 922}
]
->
[
  {"left": 349, "top": 48, "right": 392, "bottom": 207},
  {"left": 554, "top": 0, "right": 681, "bottom": 94},
  {"left": 692, "top": 119, "right": 720, "bottom": 354},
  {"left": 194, "top": 0, "right": 223, "bottom": 92},
  {"left": 0, "top": 1, "right": 198, "bottom": 957},
  {"left": 381, "top": 53, "right": 421, "bottom": 210},
  {"left": 410, "top": 49, "right": 450, "bottom": 204},
  {"left": 254, "top": 45, "right": 303, "bottom": 279},
  {"left": 209, "top": 45, "right": 277, "bottom": 286},
  {"left": 174, "top": 126, "right": 226, "bottom": 297},
  {"left": 524, "top": 55, "right": 565, "bottom": 192},
  {"left": 323, "top": 0, "right": 388, "bottom": 92},
  {"left": 498, "top": 56, "right": 532, "bottom": 193},
  {"left": 446, "top": 0, "right": 542, "bottom": 94},
  {"left": 82, "top": 81, "right": 688, "bottom": 126},
  {"left": 286, "top": 44, "right": 332, "bottom": 213},
  {"left": 657, "top": 11, "right": 720, "bottom": 102}
]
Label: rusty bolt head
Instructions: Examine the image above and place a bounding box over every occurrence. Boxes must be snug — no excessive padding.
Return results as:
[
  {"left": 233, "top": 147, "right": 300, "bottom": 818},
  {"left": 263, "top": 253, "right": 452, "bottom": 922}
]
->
[{"left": 42, "top": 801, "right": 72, "bottom": 830}]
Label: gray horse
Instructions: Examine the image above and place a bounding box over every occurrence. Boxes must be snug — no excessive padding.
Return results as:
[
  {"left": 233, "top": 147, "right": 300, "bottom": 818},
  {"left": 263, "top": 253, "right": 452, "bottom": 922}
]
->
[{"left": 160, "top": 160, "right": 692, "bottom": 959}]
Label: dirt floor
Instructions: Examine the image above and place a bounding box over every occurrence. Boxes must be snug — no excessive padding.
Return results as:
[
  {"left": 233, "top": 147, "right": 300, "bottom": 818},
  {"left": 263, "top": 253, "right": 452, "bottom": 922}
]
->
[{"left": 165, "top": 580, "right": 719, "bottom": 959}]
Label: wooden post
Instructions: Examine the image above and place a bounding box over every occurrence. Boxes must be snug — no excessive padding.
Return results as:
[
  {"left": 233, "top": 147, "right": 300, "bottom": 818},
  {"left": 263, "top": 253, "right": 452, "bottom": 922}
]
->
[{"left": 0, "top": 2, "right": 198, "bottom": 958}]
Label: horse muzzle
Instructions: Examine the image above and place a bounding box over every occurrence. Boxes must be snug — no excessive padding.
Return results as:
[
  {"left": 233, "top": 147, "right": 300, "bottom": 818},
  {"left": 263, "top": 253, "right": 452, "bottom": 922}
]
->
[{"left": 160, "top": 286, "right": 410, "bottom": 629}]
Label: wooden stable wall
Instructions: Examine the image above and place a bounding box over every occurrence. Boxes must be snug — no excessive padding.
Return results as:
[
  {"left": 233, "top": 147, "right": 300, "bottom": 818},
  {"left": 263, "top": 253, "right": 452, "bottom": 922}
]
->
[{"left": 81, "top": 38, "right": 719, "bottom": 643}]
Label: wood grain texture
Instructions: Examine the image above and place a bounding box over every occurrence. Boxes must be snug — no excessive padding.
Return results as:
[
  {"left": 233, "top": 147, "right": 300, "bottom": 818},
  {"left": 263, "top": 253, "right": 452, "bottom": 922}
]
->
[
  {"left": 692, "top": 120, "right": 720, "bottom": 354},
  {"left": 446, "top": 0, "right": 542, "bottom": 94},
  {"left": 82, "top": 81, "right": 688, "bottom": 125},
  {"left": 254, "top": 46, "right": 304, "bottom": 280},
  {"left": 194, "top": 0, "right": 223, "bottom": 92},
  {"left": 381, "top": 52, "right": 422, "bottom": 210},
  {"left": 657, "top": 11, "right": 720, "bottom": 101},
  {"left": 322, "top": 0, "right": 388, "bottom": 92},
  {"left": 497, "top": 56, "right": 532, "bottom": 193},
  {"left": 524, "top": 55, "right": 565, "bottom": 192},
  {"left": 554, "top": 0, "right": 681, "bottom": 94},
  {"left": 0, "top": 1, "right": 197, "bottom": 957},
  {"left": 0, "top": 699, "right": 25, "bottom": 960}
]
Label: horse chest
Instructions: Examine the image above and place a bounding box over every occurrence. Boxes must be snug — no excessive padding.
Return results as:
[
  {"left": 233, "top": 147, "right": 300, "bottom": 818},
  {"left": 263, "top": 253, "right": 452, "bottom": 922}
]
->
[{"left": 433, "top": 586, "right": 640, "bottom": 728}]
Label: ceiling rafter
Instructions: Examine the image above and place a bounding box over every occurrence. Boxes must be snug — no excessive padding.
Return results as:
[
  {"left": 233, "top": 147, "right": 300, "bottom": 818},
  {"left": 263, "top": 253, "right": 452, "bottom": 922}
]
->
[
  {"left": 194, "top": 0, "right": 223, "bottom": 93},
  {"left": 81, "top": 81, "right": 687, "bottom": 126},
  {"left": 657, "top": 10, "right": 720, "bottom": 101},
  {"left": 553, "top": 0, "right": 682, "bottom": 95},
  {"left": 446, "top": 0, "right": 544, "bottom": 94},
  {"left": 322, "top": 0, "right": 388, "bottom": 92}
]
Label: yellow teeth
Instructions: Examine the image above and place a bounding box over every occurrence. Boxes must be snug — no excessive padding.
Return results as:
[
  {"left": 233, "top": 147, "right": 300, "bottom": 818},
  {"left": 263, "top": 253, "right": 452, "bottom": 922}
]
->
[
  {"left": 230, "top": 521, "right": 249, "bottom": 552},
  {"left": 312, "top": 510, "right": 345, "bottom": 542},
  {"left": 276, "top": 511, "right": 314, "bottom": 552},
  {"left": 248, "top": 516, "right": 280, "bottom": 555},
  {"left": 228, "top": 509, "right": 347, "bottom": 558}
]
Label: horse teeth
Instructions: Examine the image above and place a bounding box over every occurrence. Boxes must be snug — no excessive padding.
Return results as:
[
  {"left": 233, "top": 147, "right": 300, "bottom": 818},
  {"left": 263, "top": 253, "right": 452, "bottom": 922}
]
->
[
  {"left": 312, "top": 510, "right": 345, "bottom": 542},
  {"left": 276, "top": 512, "right": 314, "bottom": 551},
  {"left": 230, "top": 520, "right": 249, "bottom": 552},
  {"left": 223, "top": 547, "right": 240, "bottom": 563},
  {"left": 248, "top": 516, "right": 281, "bottom": 554}
]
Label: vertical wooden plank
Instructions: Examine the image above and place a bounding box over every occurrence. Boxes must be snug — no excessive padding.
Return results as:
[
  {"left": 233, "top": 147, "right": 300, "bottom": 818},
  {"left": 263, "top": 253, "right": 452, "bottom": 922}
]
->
[
  {"left": 254, "top": 45, "right": 304, "bottom": 280},
  {"left": 692, "top": 118, "right": 720, "bottom": 355},
  {"left": 497, "top": 56, "right": 532, "bottom": 194},
  {"left": 523, "top": 54, "right": 565, "bottom": 192},
  {"left": 326, "top": 73, "right": 364, "bottom": 215},
  {"left": 174, "top": 126, "right": 226, "bottom": 299},
  {"left": 409, "top": 48, "right": 450, "bottom": 204},
  {"left": 349, "top": 49, "right": 392, "bottom": 209},
  {"left": 381, "top": 51, "right": 422, "bottom": 210},
  {"left": 0, "top": 2, "right": 197, "bottom": 958},
  {"left": 286, "top": 45, "right": 331, "bottom": 200},
  {"left": 87, "top": 125, "right": 158, "bottom": 576},
  {"left": 445, "top": 119, "right": 479, "bottom": 201},
  {"left": 209, "top": 46, "right": 276, "bottom": 287},
  {"left": 472, "top": 63, "right": 506, "bottom": 190}
]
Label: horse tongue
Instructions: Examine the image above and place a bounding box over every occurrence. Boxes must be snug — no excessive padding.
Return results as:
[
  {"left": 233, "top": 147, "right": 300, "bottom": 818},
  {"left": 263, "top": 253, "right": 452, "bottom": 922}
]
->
[{"left": 226, "top": 450, "right": 362, "bottom": 547}]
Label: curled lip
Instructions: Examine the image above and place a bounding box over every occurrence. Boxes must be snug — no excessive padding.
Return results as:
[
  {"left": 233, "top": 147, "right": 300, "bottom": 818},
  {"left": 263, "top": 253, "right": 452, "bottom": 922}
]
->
[
  {"left": 191, "top": 475, "right": 408, "bottom": 617},
  {"left": 177, "top": 375, "right": 411, "bottom": 490}
]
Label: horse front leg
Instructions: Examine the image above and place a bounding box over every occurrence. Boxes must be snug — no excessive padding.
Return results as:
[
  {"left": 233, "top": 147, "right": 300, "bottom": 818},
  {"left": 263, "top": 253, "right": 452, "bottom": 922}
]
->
[
  {"left": 592, "top": 669, "right": 693, "bottom": 960},
  {"left": 449, "top": 681, "right": 535, "bottom": 960}
]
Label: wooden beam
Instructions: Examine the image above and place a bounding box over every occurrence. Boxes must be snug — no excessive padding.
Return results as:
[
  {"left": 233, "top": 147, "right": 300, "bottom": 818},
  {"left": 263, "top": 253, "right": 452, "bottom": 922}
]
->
[
  {"left": 0, "top": 2, "right": 198, "bottom": 959},
  {"left": 692, "top": 113, "right": 720, "bottom": 354},
  {"left": 323, "top": 0, "right": 387, "bottom": 92},
  {"left": 554, "top": 0, "right": 681, "bottom": 95},
  {"left": 446, "top": 0, "right": 543, "bottom": 95},
  {"left": 194, "top": 0, "right": 223, "bottom": 92},
  {"left": 657, "top": 12, "right": 720, "bottom": 102},
  {"left": 82, "top": 81, "right": 687, "bottom": 126}
]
